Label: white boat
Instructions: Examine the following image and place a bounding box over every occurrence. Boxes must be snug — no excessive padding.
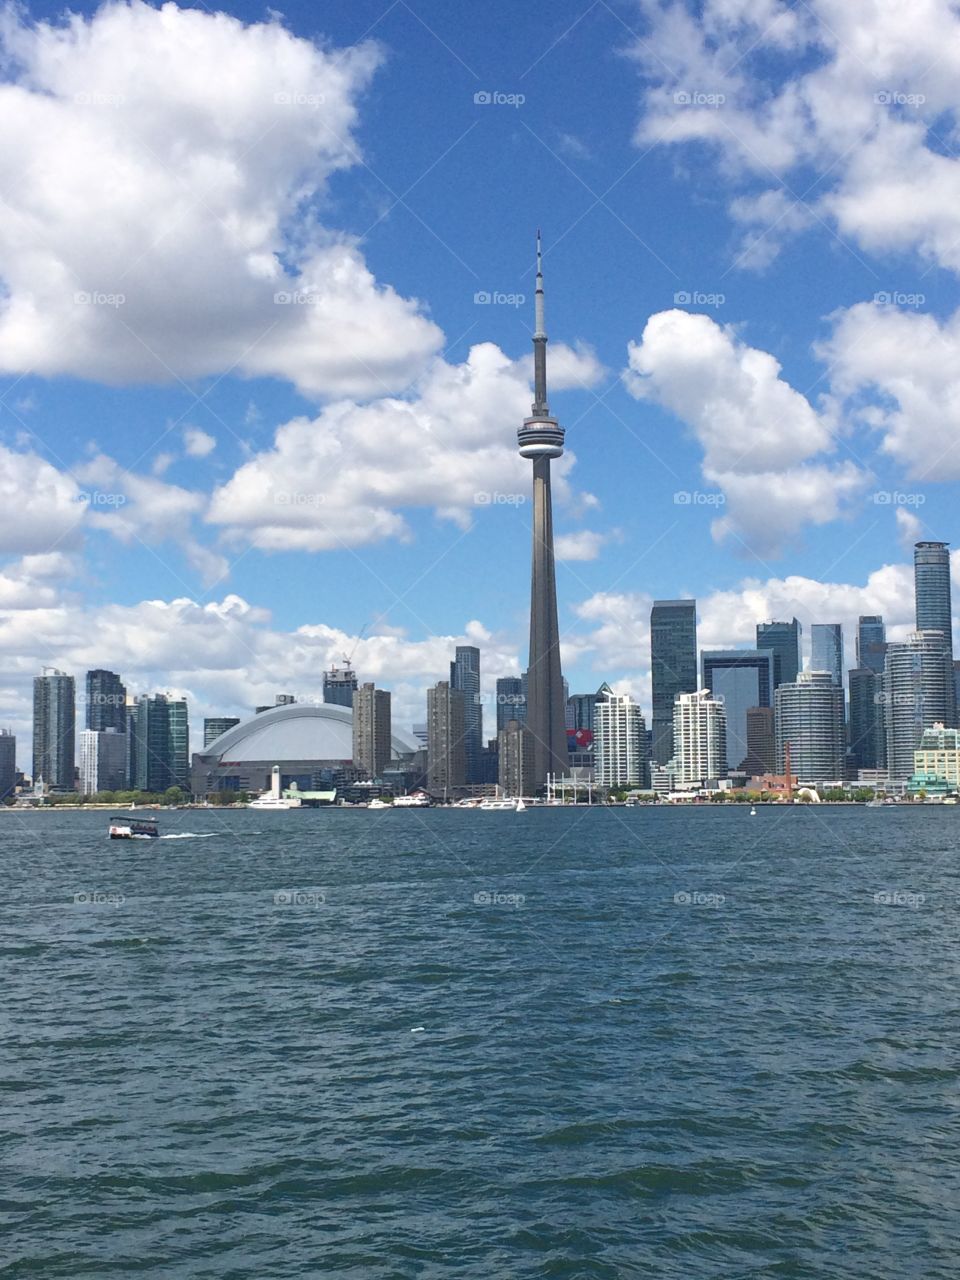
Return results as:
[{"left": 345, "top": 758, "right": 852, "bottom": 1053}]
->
[
  {"left": 478, "top": 798, "right": 519, "bottom": 811},
  {"left": 393, "top": 791, "right": 432, "bottom": 808},
  {"left": 248, "top": 766, "right": 302, "bottom": 810},
  {"left": 516, "top": 797, "right": 527, "bottom": 812},
  {"left": 750, "top": 806, "right": 757, "bottom": 816},
  {"left": 367, "top": 797, "right": 390, "bottom": 810},
  {"left": 109, "top": 815, "right": 159, "bottom": 839}
]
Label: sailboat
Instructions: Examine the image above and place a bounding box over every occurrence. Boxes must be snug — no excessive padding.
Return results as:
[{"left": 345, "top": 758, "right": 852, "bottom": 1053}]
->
[{"left": 516, "top": 797, "right": 527, "bottom": 812}]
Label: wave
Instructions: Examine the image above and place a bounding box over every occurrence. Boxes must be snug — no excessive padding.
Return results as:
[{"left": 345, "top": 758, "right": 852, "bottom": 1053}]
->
[{"left": 158, "top": 832, "right": 218, "bottom": 840}]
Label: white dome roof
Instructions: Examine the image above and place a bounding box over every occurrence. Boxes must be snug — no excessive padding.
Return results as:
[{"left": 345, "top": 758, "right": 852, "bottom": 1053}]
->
[{"left": 203, "top": 703, "right": 419, "bottom": 762}]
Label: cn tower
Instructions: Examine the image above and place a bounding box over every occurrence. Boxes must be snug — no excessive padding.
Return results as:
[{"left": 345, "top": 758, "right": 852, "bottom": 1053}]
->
[{"left": 518, "top": 231, "right": 568, "bottom": 786}]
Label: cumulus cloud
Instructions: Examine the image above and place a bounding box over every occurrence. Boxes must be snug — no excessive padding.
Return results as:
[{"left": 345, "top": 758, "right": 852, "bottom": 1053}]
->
[
  {"left": 555, "top": 529, "right": 615, "bottom": 561},
  {"left": 624, "top": 310, "right": 869, "bottom": 554},
  {"left": 183, "top": 428, "right": 216, "bottom": 459},
  {"left": 0, "top": 1, "right": 441, "bottom": 396},
  {"left": 0, "top": 445, "right": 85, "bottom": 554}
]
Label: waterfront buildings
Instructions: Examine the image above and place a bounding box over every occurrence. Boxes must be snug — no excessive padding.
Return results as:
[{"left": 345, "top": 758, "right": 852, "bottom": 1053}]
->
[
  {"left": 914, "top": 541, "right": 953, "bottom": 645},
  {"left": 883, "top": 631, "right": 956, "bottom": 779},
  {"left": 78, "top": 727, "right": 128, "bottom": 794},
  {"left": 352, "top": 683, "right": 392, "bottom": 780},
  {"left": 672, "top": 689, "right": 726, "bottom": 785},
  {"left": 848, "top": 666, "right": 886, "bottom": 770},
  {"left": 0, "top": 729, "right": 15, "bottom": 799},
  {"left": 323, "top": 663, "right": 358, "bottom": 708},
  {"left": 498, "top": 719, "right": 535, "bottom": 797},
  {"left": 757, "top": 619, "right": 801, "bottom": 690},
  {"left": 811, "top": 624, "right": 843, "bottom": 686},
  {"left": 128, "top": 694, "right": 189, "bottom": 792},
  {"left": 775, "top": 671, "right": 846, "bottom": 783},
  {"left": 856, "top": 616, "right": 887, "bottom": 673},
  {"left": 427, "top": 680, "right": 466, "bottom": 795},
  {"left": 32, "top": 669, "right": 75, "bottom": 791},
  {"left": 204, "top": 717, "right": 240, "bottom": 747},
  {"left": 913, "top": 724, "right": 960, "bottom": 789},
  {"left": 700, "top": 649, "right": 774, "bottom": 771},
  {"left": 85, "top": 669, "right": 126, "bottom": 732},
  {"left": 595, "top": 691, "right": 647, "bottom": 789},
  {"left": 450, "top": 646, "right": 482, "bottom": 782},
  {"left": 495, "top": 677, "right": 525, "bottom": 732},
  {"left": 518, "top": 233, "right": 568, "bottom": 787},
  {"left": 650, "top": 599, "right": 698, "bottom": 765}
]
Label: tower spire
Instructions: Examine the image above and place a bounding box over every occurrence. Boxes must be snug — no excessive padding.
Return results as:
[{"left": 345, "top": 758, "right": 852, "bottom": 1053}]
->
[{"left": 532, "top": 229, "right": 549, "bottom": 416}]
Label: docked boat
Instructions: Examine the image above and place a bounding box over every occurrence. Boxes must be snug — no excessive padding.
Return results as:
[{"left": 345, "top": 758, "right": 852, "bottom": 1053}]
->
[
  {"left": 109, "top": 815, "right": 159, "bottom": 839},
  {"left": 479, "top": 798, "right": 519, "bottom": 811},
  {"left": 248, "top": 766, "right": 302, "bottom": 810},
  {"left": 367, "top": 797, "right": 390, "bottom": 810},
  {"left": 393, "top": 791, "right": 432, "bottom": 808}
]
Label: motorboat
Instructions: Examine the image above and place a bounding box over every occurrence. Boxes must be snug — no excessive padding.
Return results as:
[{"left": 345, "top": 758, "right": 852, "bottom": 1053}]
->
[
  {"left": 478, "top": 798, "right": 519, "bottom": 811},
  {"left": 109, "top": 815, "right": 159, "bottom": 839},
  {"left": 248, "top": 766, "right": 302, "bottom": 810},
  {"left": 393, "top": 791, "right": 432, "bottom": 808},
  {"left": 367, "top": 797, "right": 390, "bottom": 810}
]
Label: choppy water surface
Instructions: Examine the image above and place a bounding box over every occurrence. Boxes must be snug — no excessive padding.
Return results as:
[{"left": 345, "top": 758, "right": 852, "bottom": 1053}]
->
[{"left": 3, "top": 805, "right": 960, "bottom": 1278}]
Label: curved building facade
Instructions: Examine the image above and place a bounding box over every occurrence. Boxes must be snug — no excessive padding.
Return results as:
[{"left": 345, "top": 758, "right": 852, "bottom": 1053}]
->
[{"left": 191, "top": 703, "right": 420, "bottom": 796}]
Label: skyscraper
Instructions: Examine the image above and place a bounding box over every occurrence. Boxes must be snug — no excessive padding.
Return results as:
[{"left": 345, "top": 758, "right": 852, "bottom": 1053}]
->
[
  {"left": 498, "top": 719, "right": 535, "bottom": 797},
  {"left": 85, "top": 669, "right": 126, "bottom": 732},
  {"left": 495, "top": 677, "right": 525, "bottom": 732},
  {"left": 650, "top": 599, "right": 698, "bottom": 765},
  {"left": 594, "top": 692, "right": 648, "bottom": 789},
  {"left": 518, "top": 232, "right": 568, "bottom": 788},
  {"left": 323, "top": 663, "right": 358, "bottom": 708},
  {"left": 426, "top": 681, "right": 466, "bottom": 796},
  {"left": 883, "top": 632, "right": 956, "bottom": 779},
  {"left": 33, "top": 669, "right": 75, "bottom": 791},
  {"left": 129, "top": 694, "right": 189, "bottom": 792},
  {"left": 79, "top": 727, "right": 128, "bottom": 794},
  {"left": 848, "top": 667, "right": 886, "bottom": 771},
  {"left": 0, "top": 729, "right": 16, "bottom": 799},
  {"left": 856, "top": 616, "right": 887, "bottom": 673},
  {"left": 811, "top": 624, "right": 843, "bottom": 686},
  {"left": 204, "top": 717, "right": 240, "bottom": 747},
  {"left": 673, "top": 690, "right": 727, "bottom": 785},
  {"left": 450, "top": 646, "right": 482, "bottom": 783},
  {"left": 775, "top": 671, "right": 845, "bottom": 783},
  {"left": 352, "top": 683, "right": 392, "bottom": 780},
  {"left": 743, "top": 706, "right": 776, "bottom": 775},
  {"left": 914, "top": 541, "right": 952, "bottom": 646},
  {"left": 757, "top": 618, "right": 801, "bottom": 690},
  {"left": 700, "top": 649, "right": 774, "bottom": 771}
]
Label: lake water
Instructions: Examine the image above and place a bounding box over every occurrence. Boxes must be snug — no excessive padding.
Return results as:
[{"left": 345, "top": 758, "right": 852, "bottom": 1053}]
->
[{"left": 3, "top": 805, "right": 959, "bottom": 1277}]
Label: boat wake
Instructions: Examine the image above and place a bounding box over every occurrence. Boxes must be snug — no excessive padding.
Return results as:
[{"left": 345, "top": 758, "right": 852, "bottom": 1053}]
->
[{"left": 158, "top": 832, "right": 218, "bottom": 840}]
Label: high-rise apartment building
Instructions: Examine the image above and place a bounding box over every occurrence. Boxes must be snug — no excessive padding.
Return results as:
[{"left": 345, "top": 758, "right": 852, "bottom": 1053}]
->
[
  {"left": 85, "top": 669, "right": 126, "bottom": 732},
  {"left": 757, "top": 619, "right": 802, "bottom": 690},
  {"left": 848, "top": 667, "right": 886, "bottom": 771},
  {"left": 775, "top": 671, "right": 846, "bottom": 783},
  {"left": 811, "top": 624, "right": 844, "bottom": 686},
  {"left": 128, "top": 694, "right": 189, "bottom": 792},
  {"left": 743, "top": 706, "right": 776, "bottom": 775},
  {"left": 595, "top": 692, "right": 648, "bottom": 789},
  {"left": 883, "top": 632, "right": 956, "bottom": 779},
  {"left": 673, "top": 690, "right": 727, "bottom": 785},
  {"left": 323, "top": 664, "right": 358, "bottom": 708},
  {"left": 427, "top": 681, "right": 466, "bottom": 796},
  {"left": 450, "top": 646, "right": 482, "bottom": 783},
  {"left": 914, "top": 542, "right": 952, "bottom": 646},
  {"left": 700, "top": 650, "right": 774, "bottom": 771},
  {"left": 33, "top": 669, "right": 75, "bottom": 791},
  {"left": 495, "top": 677, "right": 525, "bottom": 732},
  {"left": 650, "top": 599, "right": 698, "bottom": 765},
  {"left": 498, "top": 719, "right": 535, "bottom": 797},
  {"left": 0, "top": 729, "right": 16, "bottom": 799},
  {"left": 79, "top": 727, "right": 128, "bottom": 794},
  {"left": 204, "top": 717, "right": 240, "bottom": 748},
  {"left": 352, "top": 683, "right": 392, "bottom": 780},
  {"left": 856, "top": 616, "right": 887, "bottom": 673}
]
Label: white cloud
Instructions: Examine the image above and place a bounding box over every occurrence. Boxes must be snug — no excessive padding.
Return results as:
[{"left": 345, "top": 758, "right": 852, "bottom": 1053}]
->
[
  {"left": 183, "top": 428, "right": 216, "bottom": 459},
  {"left": 555, "top": 529, "right": 616, "bottom": 561},
  {"left": 0, "top": 1, "right": 441, "bottom": 397},
  {"left": 624, "top": 310, "right": 869, "bottom": 554},
  {"left": 0, "top": 445, "right": 84, "bottom": 554}
]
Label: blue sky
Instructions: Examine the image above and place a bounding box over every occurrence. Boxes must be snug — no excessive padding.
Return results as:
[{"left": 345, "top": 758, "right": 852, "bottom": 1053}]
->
[{"left": 2, "top": 0, "right": 959, "bottom": 757}]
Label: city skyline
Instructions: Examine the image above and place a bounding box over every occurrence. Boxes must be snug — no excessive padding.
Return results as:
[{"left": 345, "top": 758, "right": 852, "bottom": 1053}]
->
[{"left": 2, "top": 2, "right": 960, "bottom": 768}]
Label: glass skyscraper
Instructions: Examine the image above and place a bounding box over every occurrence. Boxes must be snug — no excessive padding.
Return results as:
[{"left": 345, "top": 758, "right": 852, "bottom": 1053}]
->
[
  {"left": 650, "top": 599, "right": 698, "bottom": 765},
  {"left": 700, "top": 650, "right": 774, "bottom": 772},
  {"left": 495, "top": 677, "right": 524, "bottom": 732},
  {"left": 775, "top": 671, "right": 846, "bottom": 783},
  {"left": 914, "top": 542, "right": 952, "bottom": 650},
  {"left": 810, "top": 623, "right": 843, "bottom": 685},
  {"left": 450, "top": 646, "right": 482, "bottom": 783},
  {"left": 856, "top": 616, "right": 887, "bottom": 673},
  {"left": 756, "top": 619, "right": 801, "bottom": 690},
  {"left": 883, "top": 631, "right": 956, "bottom": 778},
  {"left": 129, "top": 694, "right": 189, "bottom": 792},
  {"left": 32, "top": 669, "right": 75, "bottom": 791},
  {"left": 85, "top": 669, "right": 126, "bottom": 732}
]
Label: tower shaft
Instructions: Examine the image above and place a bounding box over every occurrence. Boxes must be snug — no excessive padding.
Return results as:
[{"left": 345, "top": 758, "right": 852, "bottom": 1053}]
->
[{"left": 527, "top": 456, "right": 569, "bottom": 784}]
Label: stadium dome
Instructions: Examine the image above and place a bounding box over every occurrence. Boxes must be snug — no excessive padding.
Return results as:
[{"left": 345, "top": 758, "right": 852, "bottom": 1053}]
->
[{"left": 203, "top": 702, "right": 420, "bottom": 762}]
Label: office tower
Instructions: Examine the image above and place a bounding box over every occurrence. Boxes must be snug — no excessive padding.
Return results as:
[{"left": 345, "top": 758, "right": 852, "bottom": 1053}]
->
[
  {"left": 450, "top": 646, "right": 482, "bottom": 782},
  {"left": 883, "top": 632, "right": 956, "bottom": 779},
  {"left": 955, "top": 660, "right": 960, "bottom": 719},
  {"left": 568, "top": 691, "right": 597, "bottom": 733},
  {"left": 323, "top": 663, "right": 358, "bottom": 708},
  {"left": 85, "top": 669, "right": 126, "bottom": 732},
  {"left": 700, "top": 650, "right": 774, "bottom": 771},
  {"left": 498, "top": 719, "right": 535, "bottom": 797},
  {"left": 594, "top": 692, "right": 647, "bottom": 789},
  {"left": 743, "top": 706, "right": 776, "bottom": 775},
  {"left": 78, "top": 727, "right": 128, "bottom": 794},
  {"left": 427, "top": 681, "right": 466, "bottom": 795},
  {"left": 914, "top": 541, "right": 952, "bottom": 646},
  {"left": 757, "top": 618, "right": 802, "bottom": 690},
  {"left": 775, "top": 671, "right": 846, "bottom": 783},
  {"left": 0, "top": 729, "right": 15, "bottom": 799},
  {"left": 352, "top": 683, "right": 392, "bottom": 780},
  {"left": 673, "top": 690, "right": 726, "bottom": 785},
  {"left": 650, "top": 599, "right": 698, "bottom": 765},
  {"left": 32, "top": 669, "right": 75, "bottom": 791},
  {"left": 518, "top": 232, "right": 568, "bottom": 787},
  {"left": 495, "top": 677, "right": 525, "bottom": 732},
  {"left": 811, "top": 623, "right": 844, "bottom": 686},
  {"left": 204, "top": 717, "right": 240, "bottom": 748},
  {"left": 848, "top": 667, "right": 886, "bottom": 771},
  {"left": 856, "top": 616, "right": 887, "bottom": 673},
  {"left": 129, "top": 694, "right": 189, "bottom": 792}
]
